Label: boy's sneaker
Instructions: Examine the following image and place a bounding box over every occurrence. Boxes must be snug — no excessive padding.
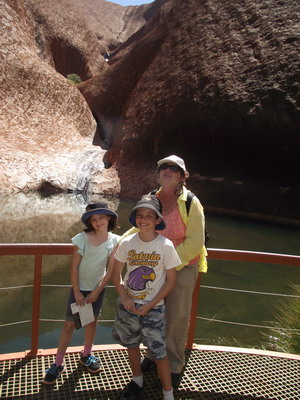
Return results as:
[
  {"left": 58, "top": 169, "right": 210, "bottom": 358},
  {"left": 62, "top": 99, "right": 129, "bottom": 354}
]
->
[
  {"left": 42, "top": 363, "right": 64, "bottom": 385},
  {"left": 119, "top": 380, "right": 144, "bottom": 400},
  {"left": 79, "top": 353, "right": 102, "bottom": 373},
  {"left": 140, "top": 356, "right": 156, "bottom": 372}
]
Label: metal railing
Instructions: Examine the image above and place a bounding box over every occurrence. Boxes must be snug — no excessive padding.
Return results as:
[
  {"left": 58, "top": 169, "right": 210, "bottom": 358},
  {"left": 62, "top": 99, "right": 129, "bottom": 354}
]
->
[
  {"left": 0, "top": 244, "right": 299, "bottom": 356},
  {"left": 187, "top": 248, "right": 300, "bottom": 348}
]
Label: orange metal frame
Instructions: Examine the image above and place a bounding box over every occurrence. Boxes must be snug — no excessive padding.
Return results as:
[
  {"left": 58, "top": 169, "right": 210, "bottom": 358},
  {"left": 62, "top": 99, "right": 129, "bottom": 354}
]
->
[
  {"left": 0, "top": 244, "right": 74, "bottom": 357},
  {"left": 0, "top": 244, "right": 299, "bottom": 356},
  {"left": 186, "top": 248, "right": 300, "bottom": 349}
]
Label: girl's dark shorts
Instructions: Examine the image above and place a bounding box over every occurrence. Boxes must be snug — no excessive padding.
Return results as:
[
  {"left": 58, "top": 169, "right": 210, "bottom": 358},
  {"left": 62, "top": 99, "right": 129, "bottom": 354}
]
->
[{"left": 65, "top": 288, "right": 106, "bottom": 321}]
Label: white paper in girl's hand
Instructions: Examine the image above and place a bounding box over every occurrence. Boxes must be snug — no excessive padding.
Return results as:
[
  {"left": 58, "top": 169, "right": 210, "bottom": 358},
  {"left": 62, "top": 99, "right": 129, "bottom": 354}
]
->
[{"left": 71, "top": 302, "right": 94, "bottom": 329}]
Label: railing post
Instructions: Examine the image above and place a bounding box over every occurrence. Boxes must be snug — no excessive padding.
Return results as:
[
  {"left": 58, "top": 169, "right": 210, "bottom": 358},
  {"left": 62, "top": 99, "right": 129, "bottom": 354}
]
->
[
  {"left": 27, "top": 255, "right": 42, "bottom": 357},
  {"left": 186, "top": 272, "right": 202, "bottom": 349}
]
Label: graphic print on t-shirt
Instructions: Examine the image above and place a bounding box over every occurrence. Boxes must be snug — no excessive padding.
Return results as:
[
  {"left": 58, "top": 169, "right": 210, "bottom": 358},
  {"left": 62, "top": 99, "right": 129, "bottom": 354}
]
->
[
  {"left": 127, "top": 266, "right": 156, "bottom": 299},
  {"left": 126, "top": 249, "right": 160, "bottom": 300}
]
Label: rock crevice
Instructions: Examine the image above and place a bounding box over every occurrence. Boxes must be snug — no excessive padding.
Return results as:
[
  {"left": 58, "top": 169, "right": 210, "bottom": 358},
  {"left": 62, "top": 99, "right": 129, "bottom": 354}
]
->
[{"left": 1, "top": 0, "right": 299, "bottom": 224}]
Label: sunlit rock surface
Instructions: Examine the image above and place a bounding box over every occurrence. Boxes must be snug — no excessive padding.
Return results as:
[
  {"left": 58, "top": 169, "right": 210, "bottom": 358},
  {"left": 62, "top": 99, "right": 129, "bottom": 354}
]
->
[
  {"left": 0, "top": 0, "right": 145, "bottom": 195},
  {"left": 0, "top": 0, "right": 96, "bottom": 193},
  {"left": 23, "top": 0, "right": 150, "bottom": 79}
]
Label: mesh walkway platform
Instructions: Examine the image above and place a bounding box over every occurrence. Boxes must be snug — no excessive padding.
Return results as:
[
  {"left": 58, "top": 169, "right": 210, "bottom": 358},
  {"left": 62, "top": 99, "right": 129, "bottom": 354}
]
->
[{"left": 1, "top": 345, "right": 299, "bottom": 400}]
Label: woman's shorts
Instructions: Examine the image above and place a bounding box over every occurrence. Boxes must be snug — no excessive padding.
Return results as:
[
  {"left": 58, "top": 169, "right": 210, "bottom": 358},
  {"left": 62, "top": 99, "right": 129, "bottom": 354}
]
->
[
  {"left": 112, "top": 299, "right": 166, "bottom": 360},
  {"left": 65, "top": 288, "right": 106, "bottom": 322}
]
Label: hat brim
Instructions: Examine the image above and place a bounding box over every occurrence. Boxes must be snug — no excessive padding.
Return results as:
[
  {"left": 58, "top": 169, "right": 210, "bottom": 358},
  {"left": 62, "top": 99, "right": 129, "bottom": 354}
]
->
[
  {"left": 157, "top": 156, "right": 186, "bottom": 172},
  {"left": 81, "top": 208, "right": 118, "bottom": 226},
  {"left": 129, "top": 205, "right": 166, "bottom": 231}
]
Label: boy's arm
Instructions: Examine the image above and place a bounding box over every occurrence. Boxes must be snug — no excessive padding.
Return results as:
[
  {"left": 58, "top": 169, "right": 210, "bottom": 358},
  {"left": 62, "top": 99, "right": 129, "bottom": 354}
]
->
[
  {"left": 70, "top": 246, "right": 85, "bottom": 306},
  {"left": 86, "top": 245, "right": 118, "bottom": 303},
  {"left": 136, "top": 268, "right": 176, "bottom": 316},
  {"left": 112, "top": 259, "right": 136, "bottom": 313}
]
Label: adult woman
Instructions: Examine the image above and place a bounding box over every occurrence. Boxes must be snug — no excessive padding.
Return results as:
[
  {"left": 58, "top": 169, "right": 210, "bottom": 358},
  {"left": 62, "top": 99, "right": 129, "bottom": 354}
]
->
[{"left": 122, "top": 155, "right": 207, "bottom": 388}]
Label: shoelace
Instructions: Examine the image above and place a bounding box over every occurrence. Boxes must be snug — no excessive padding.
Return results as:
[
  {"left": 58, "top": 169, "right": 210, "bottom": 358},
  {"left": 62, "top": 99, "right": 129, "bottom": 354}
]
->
[
  {"left": 85, "top": 355, "right": 98, "bottom": 366},
  {"left": 45, "top": 364, "right": 61, "bottom": 376}
]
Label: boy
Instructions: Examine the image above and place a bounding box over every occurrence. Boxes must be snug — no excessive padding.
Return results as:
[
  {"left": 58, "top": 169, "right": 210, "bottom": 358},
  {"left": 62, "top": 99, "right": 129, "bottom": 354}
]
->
[{"left": 112, "top": 195, "right": 181, "bottom": 400}]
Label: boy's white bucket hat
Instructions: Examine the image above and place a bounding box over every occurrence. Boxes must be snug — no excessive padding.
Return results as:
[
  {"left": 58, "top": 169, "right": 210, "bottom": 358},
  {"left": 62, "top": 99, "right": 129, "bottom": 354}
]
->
[{"left": 157, "top": 155, "right": 186, "bottom": 172}]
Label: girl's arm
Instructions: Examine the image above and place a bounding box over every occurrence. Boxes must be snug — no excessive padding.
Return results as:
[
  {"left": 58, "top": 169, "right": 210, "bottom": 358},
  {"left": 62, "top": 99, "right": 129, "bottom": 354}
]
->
[
  {"left": 136, "top": 268, "right": 176, "bottom": 316},
  {"left": 70, "top": 246, "right": 85, "bottom": 306},
  {"left": 86, "top": 245, "right": 118, "bottom": 303}
]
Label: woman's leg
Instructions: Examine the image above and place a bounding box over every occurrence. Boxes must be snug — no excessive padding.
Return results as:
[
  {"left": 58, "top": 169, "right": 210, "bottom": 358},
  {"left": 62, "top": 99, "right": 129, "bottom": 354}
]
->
[{"left": 165, "top": 265, "right": 198, "bottom": 373}]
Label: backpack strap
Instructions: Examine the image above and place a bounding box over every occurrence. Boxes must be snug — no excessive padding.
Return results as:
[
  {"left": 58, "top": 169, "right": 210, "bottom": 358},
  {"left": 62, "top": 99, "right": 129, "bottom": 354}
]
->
[
  {"left": 151, "top": 189, "right": 194, "bottom": 216},
  {"left": 187, "top": 191, "right": 209, "bottom": 246},
  {"left": 151, "top": 189, "right": 209, "bottom": 246},
  {"left": 186, "top": 191, "right": 195, "bottom": 216}
]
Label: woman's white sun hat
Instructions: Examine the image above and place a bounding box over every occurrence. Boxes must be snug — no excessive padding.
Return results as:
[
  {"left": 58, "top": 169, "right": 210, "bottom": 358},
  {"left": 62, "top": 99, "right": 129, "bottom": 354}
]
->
[{"left": 157, "top": 155, "right": 186, "bottom": 172}]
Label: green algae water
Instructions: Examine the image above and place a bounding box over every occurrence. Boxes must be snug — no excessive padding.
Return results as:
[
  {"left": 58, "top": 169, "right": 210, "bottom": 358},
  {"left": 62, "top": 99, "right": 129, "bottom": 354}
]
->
[{"left": 0, "top": 193, "right": 299, "bottom": 354}]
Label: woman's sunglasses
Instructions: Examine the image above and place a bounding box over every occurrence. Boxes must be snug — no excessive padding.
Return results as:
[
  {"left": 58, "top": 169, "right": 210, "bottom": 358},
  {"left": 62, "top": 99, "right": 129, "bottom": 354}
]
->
[{"left": 158, "top": 164, "right": 182, "bottom": 173}]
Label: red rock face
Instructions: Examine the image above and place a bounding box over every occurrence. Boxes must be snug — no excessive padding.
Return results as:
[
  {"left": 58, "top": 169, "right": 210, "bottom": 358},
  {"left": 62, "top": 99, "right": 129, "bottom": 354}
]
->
[
  {"left": 0, "top": 0, "right": 145, "bottom": 194},
  {"left": 1, "top": 0, "right": 299, "bottom": 223},
  {"left": 80, "top": 0, "right": 300, "bottom": 190},
  {"left": 1, "top": 0, "right": 96, "bottom": 193},
  {"left": 22, "top": 0, "right": 151, "bottom": 79}
]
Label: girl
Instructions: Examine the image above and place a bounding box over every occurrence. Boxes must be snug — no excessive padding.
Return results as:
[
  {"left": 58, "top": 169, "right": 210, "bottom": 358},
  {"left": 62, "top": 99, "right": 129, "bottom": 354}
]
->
[{"left": 42, "top": 202, "right": 119, "bottom": 385}]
